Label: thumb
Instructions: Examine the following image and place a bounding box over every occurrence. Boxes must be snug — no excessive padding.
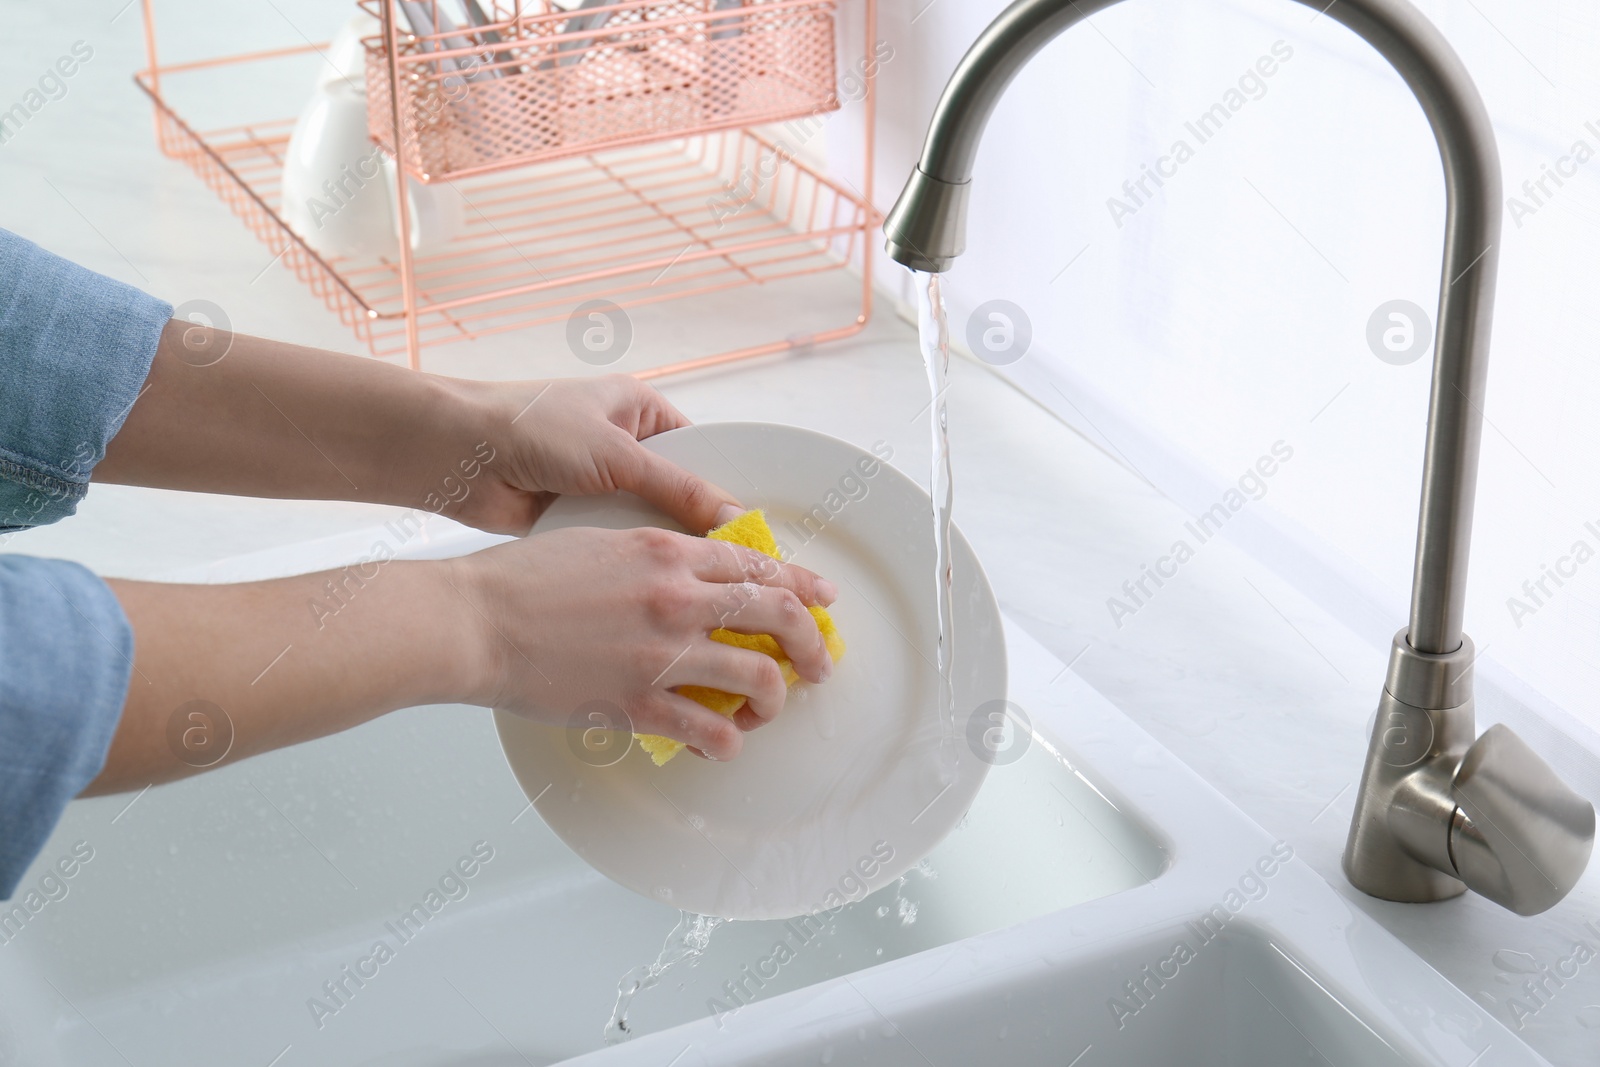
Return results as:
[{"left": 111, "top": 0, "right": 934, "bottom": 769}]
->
[{"left": 618, "top": 442, "right": 743, "bottom": 534}]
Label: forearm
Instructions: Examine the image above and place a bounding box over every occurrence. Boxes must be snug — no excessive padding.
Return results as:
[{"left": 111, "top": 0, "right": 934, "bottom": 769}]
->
[
  {"left": 86, "top": 559, "right": 484, "bottom": 795},
  {"left": 96, "top": 320, "right": 501, "bottom": 522}
]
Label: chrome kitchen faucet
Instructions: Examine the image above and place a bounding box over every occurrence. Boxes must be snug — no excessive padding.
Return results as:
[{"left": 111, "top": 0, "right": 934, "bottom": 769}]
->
[{"left": 884, "top": 0, "right": 1594, "bottom": 915}]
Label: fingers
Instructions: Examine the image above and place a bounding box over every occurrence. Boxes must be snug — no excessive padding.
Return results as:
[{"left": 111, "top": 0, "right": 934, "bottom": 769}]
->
[
  {"left": 618, "top": 377, "right": 692, "bottom": 437},
  {"left": 615, "top": 441, "right": 742, "bottom": 535},
  {"left": 695, "top": 540, "right": 838, "bottom": 607},
  {"left": 708, "top": 585, "right": 832, "bottom": 685},
  {"left": 629, "top": 690, "right": 744, "bottom": 762},
  {"left": 730, "top": 705, "right": 766, "bottom": 733},
  {"left": 672, "top": 642, "right": 795, "bottom": 723}
]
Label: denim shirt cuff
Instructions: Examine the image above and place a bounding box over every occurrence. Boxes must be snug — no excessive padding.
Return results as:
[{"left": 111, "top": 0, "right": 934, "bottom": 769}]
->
[{"left": 0, "top": 228, "right": 172, "bottom": 531}]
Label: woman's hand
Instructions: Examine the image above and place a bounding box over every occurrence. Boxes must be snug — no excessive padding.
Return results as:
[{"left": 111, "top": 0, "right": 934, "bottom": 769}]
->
[
  {"left": 451, "top": 525, "right": 838, "bottom": 760},
  {"left": 454, "top": 375, "right": 742, "bottom": 537},
  {"left": 93, "top": 522, "right": 839, "bottom": 794}
]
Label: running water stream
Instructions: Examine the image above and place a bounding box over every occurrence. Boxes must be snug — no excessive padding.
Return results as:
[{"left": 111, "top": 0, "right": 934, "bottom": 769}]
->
[
  {"left": 915, "top": 271, "right": 959, "bottom": 779},
  {"left": 604, "top": 912, "right": 728, "bottom": 1044},
  {"left": 606, "top": 278, "right": 957, "bottom": 1042}
]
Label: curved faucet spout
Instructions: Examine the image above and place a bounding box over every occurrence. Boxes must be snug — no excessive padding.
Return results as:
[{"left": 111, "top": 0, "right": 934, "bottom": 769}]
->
[
  {"left": 884, "top": 0, "right": 1499, "bottom": 657},
  {"left": 888, "top": 0, "right": 1595, "bottom": 915}
]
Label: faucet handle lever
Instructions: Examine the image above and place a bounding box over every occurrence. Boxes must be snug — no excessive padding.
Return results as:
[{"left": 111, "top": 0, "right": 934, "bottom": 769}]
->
[{"left": 1450, "top": 724, "right": 1595, "bottom": 915}]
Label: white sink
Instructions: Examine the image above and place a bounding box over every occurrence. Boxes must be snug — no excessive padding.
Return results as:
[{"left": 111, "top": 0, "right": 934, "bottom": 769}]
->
[{"left": 0, "top": 522, "right": 1548, "bottom": 1065}]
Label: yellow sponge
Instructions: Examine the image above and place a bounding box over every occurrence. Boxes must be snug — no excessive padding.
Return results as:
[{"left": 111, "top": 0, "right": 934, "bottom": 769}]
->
[{"left": 636, "top": 510, "right": 845, "bottom": 765}]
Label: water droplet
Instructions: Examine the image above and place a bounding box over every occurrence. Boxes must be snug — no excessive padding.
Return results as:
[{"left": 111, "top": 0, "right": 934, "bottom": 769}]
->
[{"left": 1492, "top": 950, "right": 1542, "bottom": 975}]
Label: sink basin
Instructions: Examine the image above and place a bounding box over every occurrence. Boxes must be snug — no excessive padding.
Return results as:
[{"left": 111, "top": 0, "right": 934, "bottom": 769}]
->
[
  {"left": 0, "top": 520, "right": 1547, "bottom": 1065},
  {"left": 0, "top": 524, "right": 1161, "bottom": 1066},
  {"left": 716, "top": 922, "right": 1431, "bottom": 1067}
]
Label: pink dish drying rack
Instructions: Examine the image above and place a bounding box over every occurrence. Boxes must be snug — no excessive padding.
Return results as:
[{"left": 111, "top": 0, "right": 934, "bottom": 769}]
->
[{"left": 134, "top": 0, "right": 881, "bottom": 375}]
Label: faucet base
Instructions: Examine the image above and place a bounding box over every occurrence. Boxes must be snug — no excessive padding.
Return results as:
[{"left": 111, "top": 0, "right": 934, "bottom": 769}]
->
[
  {"left": 1343, "top": 696, "right": 1474, "bottom": 903},
  {"left": 1343, "top": 631, "right": 1596, "bottom": 913},
  {"left": 1343, "top": 632, "right": 1476, "bottom": 903}
]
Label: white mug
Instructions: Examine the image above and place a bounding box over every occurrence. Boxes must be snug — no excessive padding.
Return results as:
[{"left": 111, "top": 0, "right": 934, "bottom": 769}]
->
[{"left": 282, "top": 13, "right": 464, "bottom": 260}]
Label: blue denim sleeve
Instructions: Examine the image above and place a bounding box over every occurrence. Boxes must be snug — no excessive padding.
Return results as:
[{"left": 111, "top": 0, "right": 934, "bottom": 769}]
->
[
  {"left": 0, "top": 557, "right": 133, "bottom": 900},
  {"left": 0, "top": 227, "right": 172, "bottom": 529},
  {"left": 0, "top": 228, "right": 172, "bottom": 899}
]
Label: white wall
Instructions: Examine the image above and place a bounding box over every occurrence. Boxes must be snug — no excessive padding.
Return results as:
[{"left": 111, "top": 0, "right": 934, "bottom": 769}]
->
[{"left": 832, "top": 0, "right": 1600, "bottom": 729}]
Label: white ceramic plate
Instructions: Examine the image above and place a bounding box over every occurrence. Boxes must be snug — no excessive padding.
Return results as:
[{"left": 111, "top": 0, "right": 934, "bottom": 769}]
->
[{"left": 494, "top": 422, "right": 1006, "bottom": 920}]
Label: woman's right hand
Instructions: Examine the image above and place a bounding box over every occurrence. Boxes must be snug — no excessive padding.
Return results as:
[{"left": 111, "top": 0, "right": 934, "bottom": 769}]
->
[{"left": 449, "top": 526, "right": 838, "bottom": 761}]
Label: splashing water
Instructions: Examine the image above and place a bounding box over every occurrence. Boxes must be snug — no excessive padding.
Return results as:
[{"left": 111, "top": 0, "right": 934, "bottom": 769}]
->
[
  {"left": 915, "top": 271, "right": 959, "bottom": 780},
  {"left": 604, "top": 911, "right": 728, "bottom": 1044}
]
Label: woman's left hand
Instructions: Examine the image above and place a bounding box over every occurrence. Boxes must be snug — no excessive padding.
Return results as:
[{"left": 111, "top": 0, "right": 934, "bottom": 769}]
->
[{"left": 454, "top": 375, "right": 743, "bottom": 536}]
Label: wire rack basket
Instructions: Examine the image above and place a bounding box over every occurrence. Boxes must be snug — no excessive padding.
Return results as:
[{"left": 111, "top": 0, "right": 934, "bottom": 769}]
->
[
  {"left": 133, "top": 0, "right": 878, "bottom": 375},
  {"left": 363, "top": 0, "right": 842, "bottom": 182}
]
